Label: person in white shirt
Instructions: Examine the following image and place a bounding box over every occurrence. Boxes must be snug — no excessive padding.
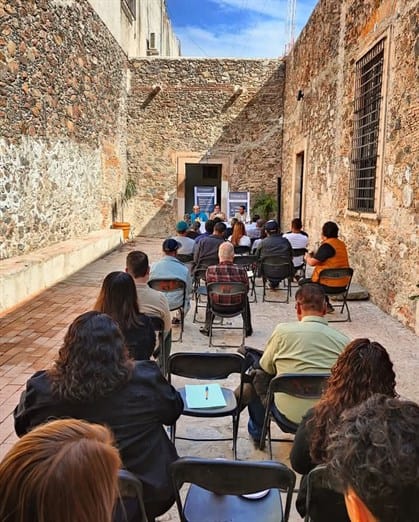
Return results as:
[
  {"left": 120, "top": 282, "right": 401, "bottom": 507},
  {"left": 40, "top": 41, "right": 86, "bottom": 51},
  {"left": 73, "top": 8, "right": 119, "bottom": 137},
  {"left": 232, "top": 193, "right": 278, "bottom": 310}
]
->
[{"left": 283, "top": 218, "right": 309, "bottom": 268}]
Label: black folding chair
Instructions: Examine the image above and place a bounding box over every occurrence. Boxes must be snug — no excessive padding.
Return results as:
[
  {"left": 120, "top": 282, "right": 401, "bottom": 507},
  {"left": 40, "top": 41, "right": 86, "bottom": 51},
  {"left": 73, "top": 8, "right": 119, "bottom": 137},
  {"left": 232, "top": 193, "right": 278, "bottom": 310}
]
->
[
  {"left": 304, "top": 465, "right": 349, "bottom": 522},
  {"left": 192, "top": 258, "right": 219, "bottom": 323},
  {"left": 117, "top": 469, "right": 148, "bottom": 522},
  {"left": 176, "top": 253, "right": 194, "bottom": 264},
  {"left": 167, "top": 352, "right": 248, "bottom": 458},
  {"left": 207, "top": 281, "right": 248, "bottom": 348},
  {"left": 318, "top": 267, "right": 354, "bottom": 322},
  {"left": 260, "top": 256, "right": 293, "bottom": 303},
  {"left": 148, "top": 278, "right": 186, "bottom": 342},
  {"left": 233, "top": 254, "right": 258, "bottom": 302},
  {"left": 234, "top": 245, "right": 251, "bottom": 255},
  {"left": 171, "top": 457, "right": 296, "bottom": 522},
  {"left": 292, "top": 247, "right": 308, "bottom": 282},
  {"left": 259, "top": 373, "right": 330, "bottom": 458},
  {"left": 146, "top": 315, "right": 169, "bottom": 377}
]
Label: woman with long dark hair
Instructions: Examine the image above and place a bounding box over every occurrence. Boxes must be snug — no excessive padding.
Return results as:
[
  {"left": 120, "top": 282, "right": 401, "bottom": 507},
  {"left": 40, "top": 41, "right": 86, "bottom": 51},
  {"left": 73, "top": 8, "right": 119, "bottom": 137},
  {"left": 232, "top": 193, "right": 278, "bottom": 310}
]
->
[
  {"left": 94, "top": 271, "right": 156, "bottom": 361},
  {"left": 14, "top": 311, "right": 184, "bottom": 521},
  {"left": 290, "top": 338, "right": 397, "bottom": 521}
]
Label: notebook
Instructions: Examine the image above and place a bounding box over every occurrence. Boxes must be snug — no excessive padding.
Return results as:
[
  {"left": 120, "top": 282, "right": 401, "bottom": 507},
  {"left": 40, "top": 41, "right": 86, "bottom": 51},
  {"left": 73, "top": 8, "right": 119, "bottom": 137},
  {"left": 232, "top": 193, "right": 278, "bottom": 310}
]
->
[{"left": 185, "top": 383, "right": 227, "bottom": 408}]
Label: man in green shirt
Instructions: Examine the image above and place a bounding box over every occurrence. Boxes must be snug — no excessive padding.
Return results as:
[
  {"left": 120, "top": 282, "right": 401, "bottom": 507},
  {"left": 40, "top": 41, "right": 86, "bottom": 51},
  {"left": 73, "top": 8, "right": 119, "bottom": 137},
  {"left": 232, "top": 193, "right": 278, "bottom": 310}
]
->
[{"left": 247, "top": 284, "right": 349, "bottom": 443}]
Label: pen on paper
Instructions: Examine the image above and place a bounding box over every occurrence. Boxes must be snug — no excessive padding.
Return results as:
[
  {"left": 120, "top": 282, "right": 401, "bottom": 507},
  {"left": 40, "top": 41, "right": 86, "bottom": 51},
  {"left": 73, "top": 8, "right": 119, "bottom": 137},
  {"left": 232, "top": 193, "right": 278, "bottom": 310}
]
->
[{"left": 205, "top": 386, "right": 209, "bottom": 400}]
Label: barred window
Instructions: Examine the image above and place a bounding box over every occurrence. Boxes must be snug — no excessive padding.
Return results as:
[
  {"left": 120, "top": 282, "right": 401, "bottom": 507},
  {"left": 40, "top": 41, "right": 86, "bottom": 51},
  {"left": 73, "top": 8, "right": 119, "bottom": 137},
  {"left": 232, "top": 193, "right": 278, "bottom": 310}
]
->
[
  {"left": 348, "top": 39, "right": 385, "bottom": 212},
  {"left": 121, "top": 0, "right": 136, "bottom": 20}
]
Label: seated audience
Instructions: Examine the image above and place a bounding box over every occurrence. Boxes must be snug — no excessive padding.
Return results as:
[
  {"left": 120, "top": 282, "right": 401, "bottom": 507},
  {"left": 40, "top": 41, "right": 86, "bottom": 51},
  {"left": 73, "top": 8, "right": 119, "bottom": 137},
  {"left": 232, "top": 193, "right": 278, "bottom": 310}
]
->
[
  {"left": 283, "top": 217, "right": 309, "bottom": 269},
  {"left": 149, "top": 238, "right": 192, "bottom": 316},
  {"left": 242, "top": 284, "right": 348, "bottom": 443},
  {"left": 255, "top": 219, "right": 293, "bottom": 288},
  {"left": 186, "top": 220, "right": 201, "bottom": 239},
  {"left": 194, "top": 219, "right": 215, "bottom": 245},
  {"left": 302, "top": 221, "right": 350, "bottom": 313},
  {"left": 250, "top": 218, "right": 267, "bottom": 252},
  {"left": 224, "top": 216, "right": 238, "bottom": 240},
  {"left": 209, "top": 203, "right": 226, "bottom": 221},
  {"left": 14, "top": 311, "right": 184, "bottom": 521},
  {"left": 328, "top": 394, "right": 419, "bottom": 522},
  {"left": 246, "top": 214, "right": 261, "bottom": 240},
  {"left": 199, "top": 242, "right": 253, "bottom": 337},
  {"left": 290, "top": 339, "right": 397, "bottom": 521},
  {"left": 172, "top": 220, "right": 195, "bottom": 255},
  {"left": 0, "top": 418, "right": 121, "bottom": 522},
  {"left": 228, "top": 220, "right": 251, "bottom": 248},
  {"left": 192, "top": 221, "right": 226, "bottom": 273},
  {"left": 94, "top": 271, "right": 156, "bottom": 361}
]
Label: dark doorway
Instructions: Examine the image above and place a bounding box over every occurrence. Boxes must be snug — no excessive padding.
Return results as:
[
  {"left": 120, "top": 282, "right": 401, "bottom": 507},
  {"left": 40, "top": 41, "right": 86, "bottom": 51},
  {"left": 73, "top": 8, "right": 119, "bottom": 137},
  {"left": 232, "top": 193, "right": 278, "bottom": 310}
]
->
[{"left": 185, "top": 164, "right": 222, "bottom": 215}]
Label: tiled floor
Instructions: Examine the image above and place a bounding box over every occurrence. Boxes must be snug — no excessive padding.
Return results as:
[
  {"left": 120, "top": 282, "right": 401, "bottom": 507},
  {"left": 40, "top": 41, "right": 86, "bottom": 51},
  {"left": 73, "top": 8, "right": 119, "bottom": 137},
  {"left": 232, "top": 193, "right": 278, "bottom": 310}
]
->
[{"left": 1, "top": 236, "right": 418, "bottom": 521}]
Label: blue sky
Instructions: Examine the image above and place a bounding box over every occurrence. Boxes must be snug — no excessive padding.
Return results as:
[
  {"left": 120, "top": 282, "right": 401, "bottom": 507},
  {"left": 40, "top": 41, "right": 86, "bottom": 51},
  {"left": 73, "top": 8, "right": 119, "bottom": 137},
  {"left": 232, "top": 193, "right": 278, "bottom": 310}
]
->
[{"left": 166, "top": 0, "right": 318, "bottom": 58}]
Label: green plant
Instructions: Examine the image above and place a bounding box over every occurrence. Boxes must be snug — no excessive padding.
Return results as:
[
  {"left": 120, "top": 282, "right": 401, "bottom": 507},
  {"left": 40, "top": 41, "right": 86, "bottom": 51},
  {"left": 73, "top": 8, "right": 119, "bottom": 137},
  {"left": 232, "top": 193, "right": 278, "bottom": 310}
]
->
[
  {"left": 251, "top": 191, "right": 277, "bottom": 220},
  {"left": 112, "top": 178, "right": 137, "bottom": 222}
]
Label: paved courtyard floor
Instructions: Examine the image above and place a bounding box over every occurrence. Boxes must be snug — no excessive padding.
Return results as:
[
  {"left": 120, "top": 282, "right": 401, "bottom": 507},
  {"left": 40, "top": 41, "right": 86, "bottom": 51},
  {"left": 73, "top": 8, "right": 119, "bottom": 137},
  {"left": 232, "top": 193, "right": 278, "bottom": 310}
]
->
[{"left": 1, "top": 236, "right": 418, "bottom": 521}]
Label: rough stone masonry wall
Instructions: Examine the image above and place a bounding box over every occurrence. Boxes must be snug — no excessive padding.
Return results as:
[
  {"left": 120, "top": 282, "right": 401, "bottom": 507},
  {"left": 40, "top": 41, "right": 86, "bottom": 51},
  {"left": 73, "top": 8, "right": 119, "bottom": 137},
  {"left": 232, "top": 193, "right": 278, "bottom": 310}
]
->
[
  {"left": 282, "top": 0, "right": 419, "bottom": 331},
  {"left": 127, "top": 58, "right": 284, "bottom": 236},
  {"left": 0, "top": 0, "right": 129, "bottom": 259}
]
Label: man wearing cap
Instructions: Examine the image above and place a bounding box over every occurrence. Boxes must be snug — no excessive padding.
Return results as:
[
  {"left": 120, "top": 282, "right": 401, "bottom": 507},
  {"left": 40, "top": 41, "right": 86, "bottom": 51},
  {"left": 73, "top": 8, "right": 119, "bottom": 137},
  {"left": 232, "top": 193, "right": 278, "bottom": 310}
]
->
[
  {"left": 149, "top": 239, "right": 192, "bottom": 316},
  {"left": 172, "top": 221, "right": 195, "bottom": 255},
  {"left": 255, "top": 220, "right": 293, "bottom": 288}
]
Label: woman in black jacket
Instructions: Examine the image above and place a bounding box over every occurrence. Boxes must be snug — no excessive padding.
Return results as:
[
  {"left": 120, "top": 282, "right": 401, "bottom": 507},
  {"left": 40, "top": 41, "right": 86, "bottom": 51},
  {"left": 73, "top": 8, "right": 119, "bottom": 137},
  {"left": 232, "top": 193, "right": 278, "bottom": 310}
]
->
[
  {"left": 94, "top": 271, "right": 156, "bottom": 361},
  {"left": 14, "top": 311, "right": 184, "bottom": 521},
  {"left": 290, "top": 338, "right": 397, "bottom": 521}
]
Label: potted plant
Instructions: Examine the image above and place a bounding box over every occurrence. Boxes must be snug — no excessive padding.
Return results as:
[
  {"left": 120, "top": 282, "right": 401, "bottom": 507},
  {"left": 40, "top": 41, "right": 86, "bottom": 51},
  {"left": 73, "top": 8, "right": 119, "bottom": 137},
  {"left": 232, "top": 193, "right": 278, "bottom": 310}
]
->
[
  {"left": 111, "top": 178, "right": 137, "bottom": 240},
  {"left": 251, "top": 191, "right": 278, "bottom": 220}
]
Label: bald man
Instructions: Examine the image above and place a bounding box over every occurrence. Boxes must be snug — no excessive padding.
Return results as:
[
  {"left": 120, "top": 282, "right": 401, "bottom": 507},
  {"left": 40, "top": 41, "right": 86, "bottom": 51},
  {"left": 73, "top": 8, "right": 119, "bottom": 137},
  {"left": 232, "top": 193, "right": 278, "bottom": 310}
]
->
[{"left": 199, "top": 242, "right": 253, "bottom": 337}]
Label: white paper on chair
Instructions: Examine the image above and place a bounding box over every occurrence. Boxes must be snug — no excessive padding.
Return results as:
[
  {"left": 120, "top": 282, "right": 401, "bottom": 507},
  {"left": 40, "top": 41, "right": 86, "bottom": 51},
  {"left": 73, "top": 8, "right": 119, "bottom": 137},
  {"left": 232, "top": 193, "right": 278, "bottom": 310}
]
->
[{"left": 185, "top": 384, "right": 227, "bottom": 408}]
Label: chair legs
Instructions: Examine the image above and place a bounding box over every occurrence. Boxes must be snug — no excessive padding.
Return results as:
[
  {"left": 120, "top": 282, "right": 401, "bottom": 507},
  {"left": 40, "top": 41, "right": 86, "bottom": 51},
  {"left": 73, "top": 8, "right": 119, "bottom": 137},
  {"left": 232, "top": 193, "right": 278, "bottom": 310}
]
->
[
  {"left": 209, "top": 313, "right": 246, "bottom": 348},
  {"left": 327, "top": 296, "right": 351, "bottom": 322}
]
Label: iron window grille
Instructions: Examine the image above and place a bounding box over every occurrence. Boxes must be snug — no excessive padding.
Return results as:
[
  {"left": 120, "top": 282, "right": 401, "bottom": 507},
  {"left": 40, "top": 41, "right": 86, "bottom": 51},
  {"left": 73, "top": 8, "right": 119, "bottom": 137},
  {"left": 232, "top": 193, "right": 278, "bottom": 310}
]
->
[
  {"left": 348, "top": 39, "right": 385, "bottom": 212},
  {"left": 121, "top": 0, "right": 136, "bottom": 20}
]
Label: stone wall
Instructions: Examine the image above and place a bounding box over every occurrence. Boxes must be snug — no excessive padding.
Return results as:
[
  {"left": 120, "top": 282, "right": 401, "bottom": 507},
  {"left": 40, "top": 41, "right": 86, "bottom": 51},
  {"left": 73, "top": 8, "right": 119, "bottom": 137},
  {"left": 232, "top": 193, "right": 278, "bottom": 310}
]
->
[
  {"left": 127, "top": 58, "right": 284, "bottom": 235},
  {"left": 282, "top": 0, "right": 419, "bottom": 330},
  {"left": 0, "top": 0, "right": 129, "bottom": 259}
]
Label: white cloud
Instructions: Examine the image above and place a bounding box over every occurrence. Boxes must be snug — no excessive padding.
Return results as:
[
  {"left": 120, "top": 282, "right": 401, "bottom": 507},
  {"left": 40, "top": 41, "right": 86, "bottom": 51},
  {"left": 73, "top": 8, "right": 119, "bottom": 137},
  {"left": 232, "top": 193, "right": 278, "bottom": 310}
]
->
[{"left": 174, "top": 0, "right": 317, "bottom": 58}]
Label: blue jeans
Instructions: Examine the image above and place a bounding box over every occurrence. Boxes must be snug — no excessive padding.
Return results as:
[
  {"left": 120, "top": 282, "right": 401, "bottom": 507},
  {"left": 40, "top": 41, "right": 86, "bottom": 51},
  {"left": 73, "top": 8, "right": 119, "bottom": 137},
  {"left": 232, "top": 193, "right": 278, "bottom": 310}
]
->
[{"left": 247, "top": 394, "right": 281, "bottom": 441}]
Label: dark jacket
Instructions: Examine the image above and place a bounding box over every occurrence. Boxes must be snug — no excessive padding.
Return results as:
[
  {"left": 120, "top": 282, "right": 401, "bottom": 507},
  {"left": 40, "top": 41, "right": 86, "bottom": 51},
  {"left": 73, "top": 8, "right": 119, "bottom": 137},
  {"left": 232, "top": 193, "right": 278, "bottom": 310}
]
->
[
  {"left": 14, "top": 361, "right": 184, "bottom": 509},
  {"left": 192, "top": 234, "right": 224, "bottom": 272},
  {"left": 122, "top": 313, "right": 156, "bottom": 360},
  {"left": 255, "top": 233, "right": 293, "bottom": 261},
  {"left": 290, "top": 408, "right": 350, "bottom": 521}
]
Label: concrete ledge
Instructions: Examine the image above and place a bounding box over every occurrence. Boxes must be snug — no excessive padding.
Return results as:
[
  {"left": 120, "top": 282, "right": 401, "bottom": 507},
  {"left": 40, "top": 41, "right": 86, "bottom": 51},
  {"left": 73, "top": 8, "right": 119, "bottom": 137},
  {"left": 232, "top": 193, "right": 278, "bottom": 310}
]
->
[{"left": 0, "top": 229, "right": 122, "bottom": 314}]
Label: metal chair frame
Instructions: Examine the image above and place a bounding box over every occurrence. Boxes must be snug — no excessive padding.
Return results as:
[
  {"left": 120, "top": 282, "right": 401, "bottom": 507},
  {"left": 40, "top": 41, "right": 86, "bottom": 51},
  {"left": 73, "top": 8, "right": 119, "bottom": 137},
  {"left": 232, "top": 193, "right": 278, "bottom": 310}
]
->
[
  {"left": 118, "top": 469, "right": 148, "bottom": 522},
  {"left": 167, "top": 352, "right": 247, "bottom": 459},
  {"left": 171, "top": 457, "right": 296, "bottom": 522},
  {"left": 147, "top": 278, "right": 186, "bottom": 342},
  {"left": 207, "top": 281, "right": 248, "bottom": 348},
  {"left": 318, "top": 267, "right": 354, "bottom": 322},
  {"left": 260, "top": 256, "right": 294, "bottom": 303},
  {"left": 291, "top": 247, "right": 308, "bottom": 283},
  {"left": 259, "top": 373, "right": 330, "bottom": 458},
  {"left": 233, "top": 254, "right": 258, "bottom": 303},
  {"left": 304, "top": 465, "right": 347, "bottom": 522}
]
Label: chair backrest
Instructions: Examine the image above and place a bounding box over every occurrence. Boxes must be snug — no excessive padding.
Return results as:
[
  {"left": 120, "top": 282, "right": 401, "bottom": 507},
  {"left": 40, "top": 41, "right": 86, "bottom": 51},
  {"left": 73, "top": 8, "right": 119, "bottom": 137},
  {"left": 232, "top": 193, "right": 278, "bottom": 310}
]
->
[
  {"left": 260, "top": 255, "right": 293, "bottom": 280},
  {"left": 147, "top": 315, "right": 164, "bottom": 333},
  {"left": 305, "top": 465, "right": 347, "bottom": 522},
  {"left": 118, "top": 469, "right": 148, "bottom": 522},
  {"left": 207, "top": 281, "right": 247, "bottom": 315},
  {"left": 168, "top": 352, "right": 246, "bottom": 381},
  {"left": 171, "top": 457, "right": 296, "bottom": 522},
  {"left": 233, "top": 254, "right": 257, "bottom": 268},
  {"left": 268, "top": 373, "right": 330, "bottom": 400},
  {"left": 318, "top": 267, "right": 353, "bottom": 290},
  {"left": 148, "top": 278, "right": 187, "bottom": 310},
  {"left": 176, "top": 253, "right": 194, "bottom": 264},
  {"left": 292, "top": 248, "right": 308, "bottom": 257},
  {"left": 234, "top": 245, "right": 251, "bottom": 255}
]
